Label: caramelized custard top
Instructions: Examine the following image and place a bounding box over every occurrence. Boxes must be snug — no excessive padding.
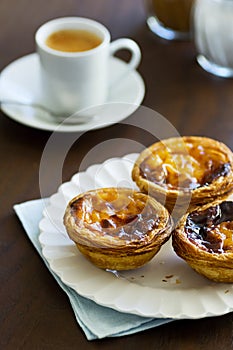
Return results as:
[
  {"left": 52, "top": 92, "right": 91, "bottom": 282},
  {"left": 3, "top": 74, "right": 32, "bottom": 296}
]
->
[
  {"left": 185, "top": 201, "right": 233, "bottom": 253},
  {"left": 140, "top": 139, "right": 231, "bottom": 191},
  {"left": 70, "top": 189, "right": 161, "bottom": 242}
]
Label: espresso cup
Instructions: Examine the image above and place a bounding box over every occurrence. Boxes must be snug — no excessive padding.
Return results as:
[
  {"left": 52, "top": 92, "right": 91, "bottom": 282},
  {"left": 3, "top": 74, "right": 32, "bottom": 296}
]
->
[{"left": 35, "top": 17, "right": 141, "bottom": 117}]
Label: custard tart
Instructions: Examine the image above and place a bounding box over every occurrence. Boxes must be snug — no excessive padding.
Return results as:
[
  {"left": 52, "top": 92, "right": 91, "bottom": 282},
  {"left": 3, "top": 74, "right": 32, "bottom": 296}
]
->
[
  {"left": 63, "top": 187, "right": 173, "bottom": 270},
  {"left": 132, "top": 136, "right": 233, "bottom": 217},
  {"left": 172, "top": 200, "right": 233, "bottom": 282}
]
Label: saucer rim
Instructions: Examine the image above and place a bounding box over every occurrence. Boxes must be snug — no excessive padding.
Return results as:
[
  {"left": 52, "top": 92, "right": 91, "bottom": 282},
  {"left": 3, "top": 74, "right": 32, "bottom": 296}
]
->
[{"left": 0, "top": 52, "right": 145, "bottom": 133}]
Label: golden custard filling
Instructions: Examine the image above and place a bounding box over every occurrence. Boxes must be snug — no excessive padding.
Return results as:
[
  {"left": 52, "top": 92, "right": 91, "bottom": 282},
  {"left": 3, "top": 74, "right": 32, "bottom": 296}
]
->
[
  {"left": 185, "top": 201, "right": 233, "bottom": 253},
  {"left": 140, "top": 140, "right": 231, "bottom": 191},
  {"left": 70, "top": 188, "right": 162, "bottom": 242}
]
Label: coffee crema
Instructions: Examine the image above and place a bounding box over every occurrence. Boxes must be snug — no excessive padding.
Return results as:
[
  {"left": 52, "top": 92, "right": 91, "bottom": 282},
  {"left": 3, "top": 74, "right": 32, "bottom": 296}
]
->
[{"left": 45, "top": 29, "right": 102, "bottom": 52}]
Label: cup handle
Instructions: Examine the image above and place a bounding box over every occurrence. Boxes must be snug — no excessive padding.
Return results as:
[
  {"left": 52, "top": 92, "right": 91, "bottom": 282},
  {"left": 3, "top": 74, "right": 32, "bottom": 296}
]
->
[{"left": 109, "top": 38, "right": 141, "bottom": 72}]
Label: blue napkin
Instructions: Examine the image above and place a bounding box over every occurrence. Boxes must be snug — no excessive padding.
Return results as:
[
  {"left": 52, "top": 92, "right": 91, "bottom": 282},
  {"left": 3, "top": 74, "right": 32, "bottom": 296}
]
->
[{"left": 14, "top": 199, "right": 172, "bottom": 340}]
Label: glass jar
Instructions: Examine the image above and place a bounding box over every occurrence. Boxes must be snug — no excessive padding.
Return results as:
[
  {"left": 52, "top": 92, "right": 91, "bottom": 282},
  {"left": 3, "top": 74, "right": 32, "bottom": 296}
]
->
[
  {"left": 193, "top": 0, "right": 233, "bottom": 78},
  {"left": 146, "top": 0, "right": 195, "bottom": 40}
]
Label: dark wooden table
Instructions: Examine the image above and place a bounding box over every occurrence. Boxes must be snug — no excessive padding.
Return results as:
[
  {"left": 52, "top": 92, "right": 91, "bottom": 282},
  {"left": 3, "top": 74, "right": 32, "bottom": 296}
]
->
[{"left": 1, "top": 0, "right": 233, "bottom": 349}]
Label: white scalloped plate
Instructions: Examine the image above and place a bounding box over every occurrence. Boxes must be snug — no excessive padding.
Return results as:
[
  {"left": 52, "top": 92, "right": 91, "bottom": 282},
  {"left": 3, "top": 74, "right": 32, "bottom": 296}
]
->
[{"left": 39, "top": 153, "right": 233, "bottom": 319}]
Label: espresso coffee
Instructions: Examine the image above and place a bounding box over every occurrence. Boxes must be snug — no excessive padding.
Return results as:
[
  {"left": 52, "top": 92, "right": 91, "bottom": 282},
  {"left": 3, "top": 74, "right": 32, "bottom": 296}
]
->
[{"left": 46, "top": 29, "right": 102, "bottom": 52}]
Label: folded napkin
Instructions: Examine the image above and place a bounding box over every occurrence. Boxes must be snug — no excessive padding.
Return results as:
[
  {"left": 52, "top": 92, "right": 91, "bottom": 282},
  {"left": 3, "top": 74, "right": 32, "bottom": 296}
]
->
[{"left": 14, "top": 199, "right": 172, "bottom": 340}]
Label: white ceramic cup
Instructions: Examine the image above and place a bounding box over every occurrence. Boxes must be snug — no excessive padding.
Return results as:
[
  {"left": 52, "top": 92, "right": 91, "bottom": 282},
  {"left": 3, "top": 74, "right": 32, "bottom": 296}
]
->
[{"left": 35, "top": 17, "right": 141, "bottom": 117}]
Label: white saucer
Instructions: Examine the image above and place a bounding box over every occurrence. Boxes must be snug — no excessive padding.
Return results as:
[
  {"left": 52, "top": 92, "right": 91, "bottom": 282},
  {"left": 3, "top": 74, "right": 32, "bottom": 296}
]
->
[{"left": 0, "top": 53, "right": 145, "bottom": 132}]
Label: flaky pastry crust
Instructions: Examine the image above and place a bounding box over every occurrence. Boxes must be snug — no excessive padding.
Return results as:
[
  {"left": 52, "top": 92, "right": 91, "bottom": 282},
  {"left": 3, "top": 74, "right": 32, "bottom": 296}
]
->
[
  {"left": 132, "top": 136, "right": 233, "bottom": 218},
  {"left": 172, "top": 200, "right": 233, "bottom": 282},
  {"left": 63, "top": 187, "right": 173, "bottom": 270}
]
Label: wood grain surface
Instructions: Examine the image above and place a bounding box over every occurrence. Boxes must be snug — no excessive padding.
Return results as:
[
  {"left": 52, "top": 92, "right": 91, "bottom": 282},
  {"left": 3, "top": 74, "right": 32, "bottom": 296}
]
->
[{"left": 1, "top": 0, "right": 233, "bottom": 348}]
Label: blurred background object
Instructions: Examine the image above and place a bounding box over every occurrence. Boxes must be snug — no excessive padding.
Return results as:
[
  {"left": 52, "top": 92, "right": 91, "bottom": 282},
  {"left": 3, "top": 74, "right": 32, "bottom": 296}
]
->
[
  {"left": 146, "top": 0, "right": 194, "bottom": 40},
  {"left": 193, "top": 0, "right": 233, "bottom": 78}
]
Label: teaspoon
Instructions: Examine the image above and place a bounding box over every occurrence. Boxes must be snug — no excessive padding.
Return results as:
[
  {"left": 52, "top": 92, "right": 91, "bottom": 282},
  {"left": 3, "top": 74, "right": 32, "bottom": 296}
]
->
[{"left": 0, "top": 99, "right": 93, "bottom": 124}]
